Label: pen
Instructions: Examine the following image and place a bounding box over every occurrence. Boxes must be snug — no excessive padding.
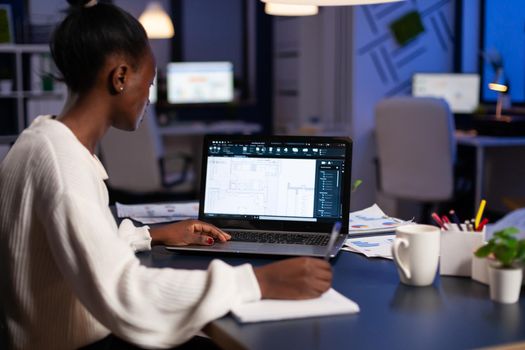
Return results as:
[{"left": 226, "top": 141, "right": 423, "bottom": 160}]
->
[
  {"left": 477, "top": 218, "right": 489, "bottom": 232},
  {"left": 441, "top": 215, "right": 451, "bottom": 224},
  {"left": 325, "top": 221, "right": 342, "bottom": 261},
  {"left": 431, "top": 212, "right": 445, "bottom": 229},
  {"left": 474, "top": 199, "right": 487, "bottom": 230},
  {"left": 449, "top": 210, "right": 463, "bottom": 231}
]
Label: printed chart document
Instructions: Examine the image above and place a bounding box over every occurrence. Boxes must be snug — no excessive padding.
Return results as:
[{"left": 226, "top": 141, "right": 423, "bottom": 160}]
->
[
  {"left": 231, "top": 288, "right": 359, "bottom": 323},
  {"left": 116, "top": 201, "right": 199, "bottom": 224},
  {"left": 348, "top": 204, "right": 410, "bottom": 235},
  {"left": 344, "top": 235, "right": 395, "bottom": 259}
]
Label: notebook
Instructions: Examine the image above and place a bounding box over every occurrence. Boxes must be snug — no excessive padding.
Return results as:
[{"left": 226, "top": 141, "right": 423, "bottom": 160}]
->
[
  {"left": 166, "top": 134, "right": 353, "bottom": 257},
  {"left": 231, "top": 288, "right": 359, "bottom": 323}
]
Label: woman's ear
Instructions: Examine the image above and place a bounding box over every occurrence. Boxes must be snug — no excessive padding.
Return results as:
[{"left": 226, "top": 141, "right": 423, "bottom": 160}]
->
[{"left": 110, "top": 64, "right": 129, "bottom": 94}]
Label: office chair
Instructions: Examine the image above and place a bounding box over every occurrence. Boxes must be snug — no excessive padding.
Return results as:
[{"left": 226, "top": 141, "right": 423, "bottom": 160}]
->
[
  {"left": 375, "top": 97, "right": 457, "bottom": 222},
  {"left": 99, "top": 106, "right": 196, "bottom": 204}
]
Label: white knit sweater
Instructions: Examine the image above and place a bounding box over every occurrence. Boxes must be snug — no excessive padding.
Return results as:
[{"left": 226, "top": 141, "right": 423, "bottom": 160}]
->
[{"left": 0, "top": 116, "right": 261, "bottom": 349}]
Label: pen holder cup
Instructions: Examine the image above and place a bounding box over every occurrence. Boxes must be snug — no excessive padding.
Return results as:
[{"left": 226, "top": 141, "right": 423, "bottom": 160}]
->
[
  {"left": 471, "top": 254, "right": 489, "bottom": 285},
  {"left": 439, "top": 226, "right": 485, "bottom": 277}
]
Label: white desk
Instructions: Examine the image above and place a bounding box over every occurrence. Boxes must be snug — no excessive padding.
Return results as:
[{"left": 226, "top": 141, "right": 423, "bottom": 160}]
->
[{"left": 456, "top": 134, "right": 525, "bottom": 208}]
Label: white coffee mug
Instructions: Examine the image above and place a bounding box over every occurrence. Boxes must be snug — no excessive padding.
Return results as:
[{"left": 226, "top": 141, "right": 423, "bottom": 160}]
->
[{"left": 392, "top": 224, "right": 440, "bottom": 287}]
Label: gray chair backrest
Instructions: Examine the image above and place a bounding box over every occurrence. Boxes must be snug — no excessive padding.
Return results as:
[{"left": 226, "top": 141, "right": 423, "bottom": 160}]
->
[
  {"left": 99, "top": 106, "right": 164, "bottom": 193},
  {"left": 375, "top": 97, "right": 456, "bottom": 202}
]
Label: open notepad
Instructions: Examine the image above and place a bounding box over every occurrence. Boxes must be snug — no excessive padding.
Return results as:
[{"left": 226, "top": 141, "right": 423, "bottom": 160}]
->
[{"left": 231, "top": 288, "right": 359, "bottom": 323}]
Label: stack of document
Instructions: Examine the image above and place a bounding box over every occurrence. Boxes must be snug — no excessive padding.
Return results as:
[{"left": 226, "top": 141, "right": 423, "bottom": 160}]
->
[
  {"left": 116, "top": 201, "right": 199, "bottom": 224},
  {"left": 343, "top": 235, "right": 395, "bottom": 259},
  {"left": 231, "top": 288, "right": 359, "bottom": 323},
  {"left": 342, "top": 204, "right": 409, "bottom": 259},
  {"left": 348, "top": 204, "right": 410, "bottom": 235}
]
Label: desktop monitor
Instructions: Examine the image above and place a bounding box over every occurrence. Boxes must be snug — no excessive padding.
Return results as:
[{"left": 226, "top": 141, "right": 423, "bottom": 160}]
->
[
  {"left": 412, "top": 73, "right": 480, "bottom": 114},
  {"left": 166, "top": 62, "right": 234, "bottom": 104}
]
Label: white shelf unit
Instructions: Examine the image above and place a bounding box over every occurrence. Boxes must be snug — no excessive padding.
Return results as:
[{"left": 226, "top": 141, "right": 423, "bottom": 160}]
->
[{"left": 0, "top": 44, "right": 66, "bottom": 144}]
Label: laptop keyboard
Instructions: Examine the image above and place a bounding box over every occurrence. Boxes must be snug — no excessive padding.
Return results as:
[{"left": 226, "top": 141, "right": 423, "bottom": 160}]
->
[{"left": 227, "top": 231, "right": 330, "bottom": 246}]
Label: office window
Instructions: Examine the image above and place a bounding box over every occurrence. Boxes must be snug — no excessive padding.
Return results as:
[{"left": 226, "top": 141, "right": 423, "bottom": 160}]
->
[{"left": 481, "top": 0, "right": 525, "bottom": 104}]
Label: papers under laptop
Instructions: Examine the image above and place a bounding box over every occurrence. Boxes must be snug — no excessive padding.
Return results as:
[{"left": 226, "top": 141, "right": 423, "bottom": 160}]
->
[{"left": 166, "top": 135, "right": 353, "bottom": 257}]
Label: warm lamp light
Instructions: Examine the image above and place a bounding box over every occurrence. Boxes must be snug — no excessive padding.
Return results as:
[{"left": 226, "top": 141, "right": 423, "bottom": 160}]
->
[
  {"left": 265, "top": 3, "right": 319, "bottom": 16},
  {"left": 139, "top": 2, "right": 174, "bottom": 39},
  {"left": 261, "top": 0, "right": 404, "bottom": 6},
  {"left": 488, "top": 68, "right": 510, "bottom": 120},
  {"left": 488, "top": 83, "right": 508, "bottom": 93}
]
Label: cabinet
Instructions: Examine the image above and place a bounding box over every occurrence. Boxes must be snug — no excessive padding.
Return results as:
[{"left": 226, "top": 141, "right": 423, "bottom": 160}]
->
[{"left": 0, "top": 44, "right": 66, "bottom": 144}]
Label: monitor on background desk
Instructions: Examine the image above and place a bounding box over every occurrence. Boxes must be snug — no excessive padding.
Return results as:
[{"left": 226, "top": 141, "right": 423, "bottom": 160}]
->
[
  {"left": 166, "top": 62, "right": 234, "bottom": 105},
  {"left": 412, "top": 73, "right": 480, "bottom": 114}
]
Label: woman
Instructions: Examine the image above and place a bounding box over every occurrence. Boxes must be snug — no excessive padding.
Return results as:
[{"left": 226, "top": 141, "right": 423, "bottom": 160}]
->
[{"left": 0, "top": 1, "right": 332, "bottom": 349}]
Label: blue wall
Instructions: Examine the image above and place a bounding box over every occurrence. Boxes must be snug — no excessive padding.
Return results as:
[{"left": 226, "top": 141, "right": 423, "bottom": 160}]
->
[{"left": 181, "top": 0, "right": 244, "bottom": 78}]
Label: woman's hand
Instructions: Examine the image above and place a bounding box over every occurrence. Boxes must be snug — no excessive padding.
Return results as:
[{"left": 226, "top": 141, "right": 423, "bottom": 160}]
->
[
  {"left": 149, "top": 220, "right": 231, "bottom": 246},
  {"left": 254, "top": 257, "right": 332, "bottom": 300}
]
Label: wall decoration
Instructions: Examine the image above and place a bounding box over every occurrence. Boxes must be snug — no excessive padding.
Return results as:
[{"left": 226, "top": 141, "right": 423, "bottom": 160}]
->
[
  {"left": 389, "top": 11, "right": 425, "bottom": 46},
  {"left": 356, "top": 0, "right": 454, "bottom": 96}
]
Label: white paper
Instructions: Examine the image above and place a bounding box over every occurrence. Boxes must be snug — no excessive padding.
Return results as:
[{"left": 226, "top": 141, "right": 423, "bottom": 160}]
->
[
  {"left": 231, "top": 288, "right": 359, "bottom": 323},
  {"left": 129, "top": 216, "right": 194, "bottom": 224},
  {"left": 344, "top": 234, "right": 395, "bottom": 259},
  {"left": 116, "top": 201, "right": 199, "bottom": 220},
  {"left": 348, "top": 204, "right": 410, "bottom": 235}
]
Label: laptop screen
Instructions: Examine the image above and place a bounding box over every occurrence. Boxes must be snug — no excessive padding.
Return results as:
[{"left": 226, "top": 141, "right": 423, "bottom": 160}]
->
[{"left": 199, "top": 135, "right": 352, "bottom": 233}]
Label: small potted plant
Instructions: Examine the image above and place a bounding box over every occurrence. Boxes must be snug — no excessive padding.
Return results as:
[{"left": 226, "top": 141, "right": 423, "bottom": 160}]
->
[
  {"left": 474, "top": 227, "right": 525, "bottom": 303},
  {"left": 351, "top": 179, "right": 362, "bottom": 193}
]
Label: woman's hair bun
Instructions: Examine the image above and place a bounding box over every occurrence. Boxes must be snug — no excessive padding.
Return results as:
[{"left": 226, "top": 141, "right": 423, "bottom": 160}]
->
[{"left": 66, "top": 0, "right": 93, "bottom": 8}]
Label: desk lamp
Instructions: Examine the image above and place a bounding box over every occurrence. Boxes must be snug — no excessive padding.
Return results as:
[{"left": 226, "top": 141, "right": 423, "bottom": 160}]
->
[{"left": 488, "top": 67, "right": 510, "bottom": 121}]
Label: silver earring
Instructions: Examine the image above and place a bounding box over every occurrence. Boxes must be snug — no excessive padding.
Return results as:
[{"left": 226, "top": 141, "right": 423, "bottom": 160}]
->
[{"left": 120, "top": 86, "right": 124, "bottom": 92}]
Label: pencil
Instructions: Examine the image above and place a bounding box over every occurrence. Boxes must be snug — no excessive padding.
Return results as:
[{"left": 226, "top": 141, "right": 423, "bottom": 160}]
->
[
  {"left": 449, "top": 210, "right": 463, "bottom": 231},
  {"left": 474, "top": 199, "right": 486, "bottom": 230}
]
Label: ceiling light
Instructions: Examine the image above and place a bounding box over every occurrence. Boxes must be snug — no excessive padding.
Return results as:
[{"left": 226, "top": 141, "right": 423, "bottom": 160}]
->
[
  {"left": 261, "top": 0, "right": 404, "bottom": 6},
  {"left": 265, "top": 3, "right": 319, "bottom": 16},
  {"left": 139, "top": 2, "right": 174, "bottom": 39}
]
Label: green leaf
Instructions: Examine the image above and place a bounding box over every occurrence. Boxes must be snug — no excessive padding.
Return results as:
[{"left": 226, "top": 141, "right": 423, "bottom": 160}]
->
[
  {"left": 516, "top": 240, "right": 525, "bottom": 261},
  {"left": 475, "top": 243, "right": 494, "bottom": 258},
  {"left": 351, "top": 179, "right": 363, "bottom": 193},
  {"left": 494, "top": 245, "right": 516, "bottom": 267},
  {"left": 494, "top": 227, "right": 519, "bottom": 240},
  {"left": 504, "top": 239, "right": 518, "bottom": 250},
  {"left": 474, "top": 227, "right": 525, "bottom": 266}
]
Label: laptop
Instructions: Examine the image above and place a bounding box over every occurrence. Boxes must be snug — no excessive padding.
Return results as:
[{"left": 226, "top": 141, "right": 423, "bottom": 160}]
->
[{"left": 167, "top": 135, "right": 352, "bottom": 257}]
